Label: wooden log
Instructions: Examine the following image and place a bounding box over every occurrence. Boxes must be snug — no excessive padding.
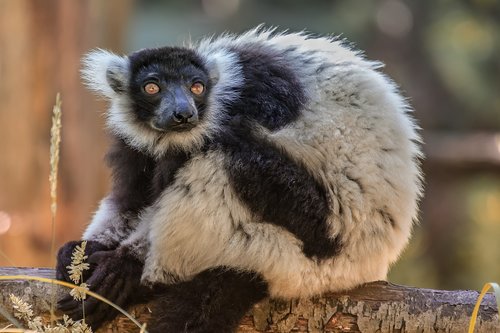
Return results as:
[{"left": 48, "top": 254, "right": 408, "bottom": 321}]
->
[{"left": 0, "top": 267, "right": 498, "bottom": 333}]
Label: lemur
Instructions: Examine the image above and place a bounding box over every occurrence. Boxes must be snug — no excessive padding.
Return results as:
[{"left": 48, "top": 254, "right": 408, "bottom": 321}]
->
[{"left": 56, "top": 27, "right": 422, "bottom": 333}]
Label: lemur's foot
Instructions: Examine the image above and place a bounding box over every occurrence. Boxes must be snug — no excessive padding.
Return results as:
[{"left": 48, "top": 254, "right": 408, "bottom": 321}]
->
[{"left": 148, "top": 268, "right": 268, "bottom": 333}]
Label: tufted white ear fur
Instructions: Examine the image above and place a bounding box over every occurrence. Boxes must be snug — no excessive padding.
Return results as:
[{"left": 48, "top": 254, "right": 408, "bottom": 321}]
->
[{"left": 81, "top": 49, "right": 129, "bottom": 99}]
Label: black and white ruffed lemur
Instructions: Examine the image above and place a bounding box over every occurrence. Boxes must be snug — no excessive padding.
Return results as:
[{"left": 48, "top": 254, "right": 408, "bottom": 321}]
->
[{"left": 56, "top": 27, "right": 422, "bottom": 333}]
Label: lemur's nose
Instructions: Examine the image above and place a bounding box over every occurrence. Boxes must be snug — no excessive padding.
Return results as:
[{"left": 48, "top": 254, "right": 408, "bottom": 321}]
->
[{"left": 173, "top": 109, "right": 194, "bottom": 123}]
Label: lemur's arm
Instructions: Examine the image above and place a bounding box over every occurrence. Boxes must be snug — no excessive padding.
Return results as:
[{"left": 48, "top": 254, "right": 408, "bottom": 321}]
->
[
  {"left": 57, "top": 137, "right": 156, "bottom": 328},
  {"left": 222, "top": 128, "right": 342, "bottom": 260},
  {"left": 57, "top": 144, "right": 192, "bottom": 329},
  {"left": 82, "top": 137, "right": 156, "bottom": 248},
  {"left": 56, "top": 137, "right": 155, "bottom": 296}
]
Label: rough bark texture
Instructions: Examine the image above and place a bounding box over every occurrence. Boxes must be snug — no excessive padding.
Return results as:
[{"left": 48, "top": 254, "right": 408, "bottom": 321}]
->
[{"left": 0, "top": 267, "right": 498, "bottom": 332}]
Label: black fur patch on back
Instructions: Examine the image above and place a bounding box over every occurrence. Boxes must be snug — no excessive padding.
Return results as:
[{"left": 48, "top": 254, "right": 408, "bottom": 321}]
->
[
  {"left": 229, "top": 44, "right": 307, "bottom": 130},
  {"left": 215, "top": 123, "right": 342, "bottom": 260}
]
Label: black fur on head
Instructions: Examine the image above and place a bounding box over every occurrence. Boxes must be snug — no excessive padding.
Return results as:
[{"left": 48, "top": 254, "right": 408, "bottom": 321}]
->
[{"left": 124, "top": 47, "right": 211, "bottom": 133}]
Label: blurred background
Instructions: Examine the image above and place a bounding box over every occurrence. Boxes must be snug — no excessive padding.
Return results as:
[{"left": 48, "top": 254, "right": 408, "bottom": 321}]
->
[{"left": 0, "top": 0, "right": 499, "bottom": 291}]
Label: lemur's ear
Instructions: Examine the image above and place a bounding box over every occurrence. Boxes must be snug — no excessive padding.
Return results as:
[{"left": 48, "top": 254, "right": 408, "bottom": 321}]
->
[{"left": 81, "top": 49, "right": 129, "bottom": 98}]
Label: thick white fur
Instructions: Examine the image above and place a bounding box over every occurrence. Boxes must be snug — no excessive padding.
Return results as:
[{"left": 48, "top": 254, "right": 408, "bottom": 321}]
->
[{"left": 83, "top": 27, "right": 422, "bottom": 297}]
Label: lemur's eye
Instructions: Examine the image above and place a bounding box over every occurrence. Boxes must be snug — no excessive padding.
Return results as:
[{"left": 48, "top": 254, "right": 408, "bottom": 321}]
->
[
  {"left": 144, "top": 82, "right": 160, "bottom": 95},
  {"left": 190, "top": 82, "right": 205, "bottom": 95}
]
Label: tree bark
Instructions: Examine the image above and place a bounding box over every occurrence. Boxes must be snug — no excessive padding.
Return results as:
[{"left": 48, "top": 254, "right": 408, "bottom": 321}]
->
[{"left": 0, "top": 267, "right": 498, "bottom": 332}]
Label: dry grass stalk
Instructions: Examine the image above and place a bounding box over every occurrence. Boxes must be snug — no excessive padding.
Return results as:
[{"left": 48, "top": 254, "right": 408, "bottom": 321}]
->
[
  {"left": 67, "top": 241, "right": 90, "bottom": 322},
  {"left": 8, "top": 293, "right": 92, "bottom": 333},
  {"left": 7, "top": 243, "right": 94, "bottom": 333},
  {"left": 48, "top": 93, "right": 62, "bottom": 324},
  {"left": 9, "top": 295, "right": 44, "bottom": 332},
  {"left": 49, "top": 93, "right": 62, "bottom": 263}
]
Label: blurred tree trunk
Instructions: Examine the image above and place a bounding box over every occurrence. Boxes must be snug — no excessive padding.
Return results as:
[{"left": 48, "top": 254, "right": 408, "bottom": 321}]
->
[{"left": 0, "top": 0, "right": 132, "bottom": 267}]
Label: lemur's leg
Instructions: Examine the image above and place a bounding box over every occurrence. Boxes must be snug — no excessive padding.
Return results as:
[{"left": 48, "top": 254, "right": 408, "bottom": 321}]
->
[
  {"left": 59, "top": 223, "right": 268, "bottom": 332},
  {"left": 149, "top": 267, "right": 268, "bottom": 333}
]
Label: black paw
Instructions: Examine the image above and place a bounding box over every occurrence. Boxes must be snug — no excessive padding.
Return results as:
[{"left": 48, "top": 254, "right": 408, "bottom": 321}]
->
[
  {"left": 57, "top": 247, "right": 151, "bottom": 330},
  {"left": 56, "top": 240, "right": 111, "bottom": 283}
]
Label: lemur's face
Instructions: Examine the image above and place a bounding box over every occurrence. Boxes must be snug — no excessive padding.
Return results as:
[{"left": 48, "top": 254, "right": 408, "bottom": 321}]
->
[
  {"left": 126, "top": 48, "right": 210, "bottom": 133},
  {"left": 82, "top": 47, "right": 234, "bottom": 154}
]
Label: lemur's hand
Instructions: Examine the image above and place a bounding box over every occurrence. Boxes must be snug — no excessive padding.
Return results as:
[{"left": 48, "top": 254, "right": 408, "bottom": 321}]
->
[
  {"left": 56, "top": 240, "right": 111, "bottom": 283},
  {"left": 57, "top": 246, "right": 153, "bottom": 330}
]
